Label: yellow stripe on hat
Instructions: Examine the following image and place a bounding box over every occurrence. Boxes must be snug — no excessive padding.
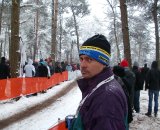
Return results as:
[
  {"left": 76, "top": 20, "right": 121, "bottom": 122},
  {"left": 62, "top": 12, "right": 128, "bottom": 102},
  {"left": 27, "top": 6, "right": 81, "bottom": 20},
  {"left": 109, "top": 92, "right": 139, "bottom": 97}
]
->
[{"left": 80, "top": 46, "right": 111, "bottom": 57}]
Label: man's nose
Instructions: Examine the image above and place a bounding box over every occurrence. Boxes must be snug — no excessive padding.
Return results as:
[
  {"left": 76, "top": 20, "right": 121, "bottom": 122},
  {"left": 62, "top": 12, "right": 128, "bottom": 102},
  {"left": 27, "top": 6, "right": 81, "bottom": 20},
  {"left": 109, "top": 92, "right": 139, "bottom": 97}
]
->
[{"left": 80, "top": 60, "right": 87, "bottom": 68}]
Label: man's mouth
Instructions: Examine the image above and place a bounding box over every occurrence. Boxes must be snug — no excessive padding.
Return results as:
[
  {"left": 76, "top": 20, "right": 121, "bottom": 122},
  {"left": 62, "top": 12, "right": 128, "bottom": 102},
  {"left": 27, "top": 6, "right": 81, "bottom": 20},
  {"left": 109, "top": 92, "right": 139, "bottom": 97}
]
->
[{"left": 81, "top": 70, "right": 87, "bottom": 75}]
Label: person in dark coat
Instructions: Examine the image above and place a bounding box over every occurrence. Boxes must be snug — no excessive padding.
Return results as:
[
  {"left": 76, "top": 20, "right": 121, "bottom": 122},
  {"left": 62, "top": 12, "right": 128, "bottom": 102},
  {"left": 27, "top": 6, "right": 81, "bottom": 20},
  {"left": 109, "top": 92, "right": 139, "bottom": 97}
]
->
[
  {"left": 0, "top": 57, "right": 11, "bottom": 79},
  {"left": 145, "top": 61, "right": 160, "bottom": 117},
  {"left": 36, "top": 60, "right": 50, "bottom": 93},
  {"left": 48, "top": 62, "right": 54, "bottom": 75},
  {"left": 54, "top": 62, "right": 62, "bottom": 73},
  {"left": 132, "top": 61, "right": 144, "bottom": 113},
  {"left": 69, "top": 34, "right": 128, "bottom": 130},
  {"left": 36, "top": 60, "right": 48, "bottom": 77},
  {"left": 141, "top": 63, "right": 150, "bottom": 87},
  {"left": 113, "top": 65, "right": 133, "bottom": 124},
  {"left": 120, "top": 59, "right": 136, "bottom": 110},
  {"left": 61, "top": 61, "right": 66, "bottom": 72}
]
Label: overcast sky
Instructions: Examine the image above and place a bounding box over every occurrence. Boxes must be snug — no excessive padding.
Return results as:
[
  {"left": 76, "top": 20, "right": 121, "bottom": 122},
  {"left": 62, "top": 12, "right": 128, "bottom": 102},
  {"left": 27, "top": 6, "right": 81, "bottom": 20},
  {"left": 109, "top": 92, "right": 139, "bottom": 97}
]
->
[
  {"left": 88, "top": 0, "right": 107, "bottom": 19},
  {"left": 78, "top": 0, "right": 109, "bottom": 42}
]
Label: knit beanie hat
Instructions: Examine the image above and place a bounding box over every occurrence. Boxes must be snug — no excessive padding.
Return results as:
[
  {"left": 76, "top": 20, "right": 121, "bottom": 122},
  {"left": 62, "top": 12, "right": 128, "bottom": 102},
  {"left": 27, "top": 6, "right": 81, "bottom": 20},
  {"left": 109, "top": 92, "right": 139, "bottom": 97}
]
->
[
  {"left": 133, "top": 61, "right": 139, "bottom": 67},
  {"left": 113, "top": 65, "right": 125, "bottom": 77},
  {"left": 79, "top": 34, "right": 111, "bottom": 66},
  {"left": 120, "top": 59, "right": 129, "bottom": 67},
  {"left": 1, "top": 57, "right": 6, "bottom": 63}
]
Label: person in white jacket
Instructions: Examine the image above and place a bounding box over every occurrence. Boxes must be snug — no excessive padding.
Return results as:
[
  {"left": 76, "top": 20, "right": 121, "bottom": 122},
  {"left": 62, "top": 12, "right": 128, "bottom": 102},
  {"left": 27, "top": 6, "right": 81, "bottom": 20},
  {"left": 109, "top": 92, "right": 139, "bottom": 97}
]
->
[{"left": 24, "top": 59, "right": 35, "bottom": 77}]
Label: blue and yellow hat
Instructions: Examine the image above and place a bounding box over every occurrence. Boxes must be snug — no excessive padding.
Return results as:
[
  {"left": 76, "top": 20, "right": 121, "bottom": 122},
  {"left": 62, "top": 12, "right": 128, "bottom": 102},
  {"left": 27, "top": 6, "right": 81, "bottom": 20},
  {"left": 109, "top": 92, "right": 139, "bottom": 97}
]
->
[{"left": 79, "top": 34, "right": 111, "bottom": 66}]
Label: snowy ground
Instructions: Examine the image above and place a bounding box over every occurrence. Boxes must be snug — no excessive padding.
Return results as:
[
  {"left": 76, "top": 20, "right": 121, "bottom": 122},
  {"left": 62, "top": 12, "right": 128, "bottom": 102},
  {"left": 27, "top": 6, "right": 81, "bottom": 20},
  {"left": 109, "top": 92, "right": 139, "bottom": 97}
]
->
[{"left": 0, "top": 78, "right": 160, "bottom": 130}]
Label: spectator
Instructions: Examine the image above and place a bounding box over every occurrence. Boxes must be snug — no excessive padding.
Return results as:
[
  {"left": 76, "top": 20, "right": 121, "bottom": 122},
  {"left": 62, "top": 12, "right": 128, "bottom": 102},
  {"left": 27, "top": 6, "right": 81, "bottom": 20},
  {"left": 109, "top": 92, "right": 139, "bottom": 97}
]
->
[
  {"left": 145, "top": 61, "right": 160, "bottom": 117},
  {"left": 33, "top": 60, "right": 39, "bottom": 76},
  {"left": 0, "top": 57, "right": 11, "bottom": 79},
  {"left": 61, "top": 61, "right": 66, "bottom": 72},
  {"left": 113, "top": 65, "right": 133, "bottom": 124},
  {"left": 68, "top": 34, "right": 128, "bottom": 130},
  {"left": 66, "top": 64, "right": 72, "bottom": 71},
  {"left": 55, "top": 62, "right": 62, "bottom": 73},
  {"left": 37, "top": 59, "right": 49, "bottom": 78},
  {"left": 141, "top": 63, "right": 150, "bottom": 88},
  {"left": 36, "top": 59, "right": 50, "bottom": 93},
  {"left": 23, "top": 61, "right": 28, "bottom": 75},
  {"left": 24, "top": 59, "right": 35, "bottom": 77},
  {"left": 48, "top": 62, "right": 54, "bottom": 75},
  {"left": 132, "top": 61, "right": 144, "bottom": 113},
  {"left": 120, "top": 59, "right": 136, "bottom": 110}
]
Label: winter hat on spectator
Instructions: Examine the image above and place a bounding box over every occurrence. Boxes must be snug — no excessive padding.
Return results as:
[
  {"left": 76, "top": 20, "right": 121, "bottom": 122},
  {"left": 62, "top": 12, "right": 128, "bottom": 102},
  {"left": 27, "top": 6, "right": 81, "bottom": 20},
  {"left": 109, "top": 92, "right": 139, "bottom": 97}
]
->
[
  {"left": 113, "top": 65, "right": 125, "bottom": 77},
  {"left": 120, "top": 59, "right": 129, "bottom": 67},
  {"left": 79, "top": 34, "right": 111, "bottom": 66},
  {"left": 39, "top": 59, "right": 46, "bottom": 66},
  {"left": 133, "top": 61, "right": 139, "bottom": 67},
  {"left": 1, "top": 57, "right": 6, "bottom": 63}
]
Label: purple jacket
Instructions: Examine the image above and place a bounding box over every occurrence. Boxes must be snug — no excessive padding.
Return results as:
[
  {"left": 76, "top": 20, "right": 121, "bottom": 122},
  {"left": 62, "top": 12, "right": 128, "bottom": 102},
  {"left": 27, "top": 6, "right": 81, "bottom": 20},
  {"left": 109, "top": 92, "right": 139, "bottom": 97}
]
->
[{"left": 77, "top": 67, "right": 128, "bottom": 130}]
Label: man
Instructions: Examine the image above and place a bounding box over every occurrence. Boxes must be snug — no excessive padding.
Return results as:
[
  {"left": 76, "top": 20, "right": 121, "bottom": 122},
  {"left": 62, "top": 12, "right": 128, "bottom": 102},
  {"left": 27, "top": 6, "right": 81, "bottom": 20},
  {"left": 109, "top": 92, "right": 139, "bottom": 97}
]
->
[
  {"left": 132, "top": 61, "right": 144, "bottom": 113},
  {"left": 145, "top": 61, "right": 160, "bottom": 117},
  {"left": 70, "top": 34, "right": 128, "bottom": 130},
  {"left": 141, "top": 63, "right": 150, "bottom": 88},
  {"left": 0, "top": 57, "right": 10, "bottom": 79},
  {"left": 37, "top": 59, "right": 50, "bottom": 78}
]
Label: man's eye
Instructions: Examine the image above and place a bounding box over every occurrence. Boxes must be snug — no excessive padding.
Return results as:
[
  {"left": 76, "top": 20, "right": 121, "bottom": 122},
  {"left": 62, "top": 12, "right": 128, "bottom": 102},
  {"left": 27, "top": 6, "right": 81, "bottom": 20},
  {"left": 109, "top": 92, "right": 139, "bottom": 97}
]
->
[
  {"left": 79, "top": 58, "right": 83, "bottom": 62},
  {"left": 87, "top": 58, "right": 93, "bottom": 62}
]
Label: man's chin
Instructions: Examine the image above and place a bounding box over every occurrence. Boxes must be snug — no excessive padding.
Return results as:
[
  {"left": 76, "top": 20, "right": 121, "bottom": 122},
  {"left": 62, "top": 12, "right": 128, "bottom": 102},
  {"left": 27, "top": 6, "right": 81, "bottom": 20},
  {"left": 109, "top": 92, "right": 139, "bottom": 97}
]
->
[{"left": 82, "top": 74, "right": 91, "bottom": 79}]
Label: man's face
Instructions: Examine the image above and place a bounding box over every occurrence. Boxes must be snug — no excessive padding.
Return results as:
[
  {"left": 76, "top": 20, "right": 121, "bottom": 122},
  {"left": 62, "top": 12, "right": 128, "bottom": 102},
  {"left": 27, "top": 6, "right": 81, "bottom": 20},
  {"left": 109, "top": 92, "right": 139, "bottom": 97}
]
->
[{"left": 79, "top": 55, "right": 106, "bottom": 79}]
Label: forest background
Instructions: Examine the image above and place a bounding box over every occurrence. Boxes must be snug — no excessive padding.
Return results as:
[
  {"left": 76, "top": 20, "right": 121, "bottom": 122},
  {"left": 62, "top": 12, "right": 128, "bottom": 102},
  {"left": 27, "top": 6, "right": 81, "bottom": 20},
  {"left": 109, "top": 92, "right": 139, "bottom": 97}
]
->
[{"left": 0, "top": 0, "right": 159, "bottom": 77}]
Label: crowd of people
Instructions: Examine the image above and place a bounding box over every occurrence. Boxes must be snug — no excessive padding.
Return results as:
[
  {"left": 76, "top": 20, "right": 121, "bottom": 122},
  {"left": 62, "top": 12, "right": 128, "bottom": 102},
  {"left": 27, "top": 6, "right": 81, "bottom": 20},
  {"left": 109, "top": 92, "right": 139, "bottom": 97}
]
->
[
  {"left": 113, "top": 59, "right": 160, "bottom": 119},
  {"left": 0, "top": 56, "right": 80, "bottom": 80},
  {"left": 23, "top": 58, "right": 80, "bottom": 78}
]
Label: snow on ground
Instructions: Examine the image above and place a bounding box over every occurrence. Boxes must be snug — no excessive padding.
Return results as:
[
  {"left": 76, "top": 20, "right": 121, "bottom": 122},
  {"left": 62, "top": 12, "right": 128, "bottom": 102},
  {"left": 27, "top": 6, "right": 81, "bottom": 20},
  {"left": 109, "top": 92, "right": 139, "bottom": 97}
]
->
[
  {"left": 129, "top": 90, "right": 160, "bottom": 130},
  {"left": 0, "top": 76, "right": 160, "bottom": 130}
]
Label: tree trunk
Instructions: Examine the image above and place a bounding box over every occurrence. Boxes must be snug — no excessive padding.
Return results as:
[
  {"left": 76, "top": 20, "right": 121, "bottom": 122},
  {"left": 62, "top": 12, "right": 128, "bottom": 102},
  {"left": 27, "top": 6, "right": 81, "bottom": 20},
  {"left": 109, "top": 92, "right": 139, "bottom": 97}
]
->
[
  {"left": 152, "top": 0, "right": 159, "bottom": 62},
  {"left": 0, "top": 42, "right": 2, "bottom": 58},
  {"left": 0, "top": 0, "right": 4, "bottom": 34},
  {"left": 0, "top": 0, "right": 4, "bottom": 58},
  {"left": 59, "top": 13, "right": 63, "bottom": 61},
  {"left": 119, "top": 0, "right": 132, "bottom": 67},
  {"left": 10, "top": 0, "right": 20, "bottom": 77},
  {"left": 71, "top": 6, "right": 80, "bottom": 53},
  {"left": 66, "top": 51, "right": 69, "bottom": 63},
  {"left": 34, "top": 0, "right": 39, "bottom": 61},
  {"left": 51, "top": 0, "right": 58, "bottom": 62},
  {"left": 70, "top": 41, "right": 74, "bottom": 63}
]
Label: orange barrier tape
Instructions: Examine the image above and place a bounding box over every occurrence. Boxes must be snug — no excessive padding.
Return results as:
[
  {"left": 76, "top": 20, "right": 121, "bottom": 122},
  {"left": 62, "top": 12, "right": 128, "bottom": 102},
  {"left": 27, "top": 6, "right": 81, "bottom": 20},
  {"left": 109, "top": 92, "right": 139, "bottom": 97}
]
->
[
  {"left": 0, "top": 71, "right": 68, "bottom": 100},
  {"left": 49, "top": 121, "right": 67, "bottom": 130}
]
